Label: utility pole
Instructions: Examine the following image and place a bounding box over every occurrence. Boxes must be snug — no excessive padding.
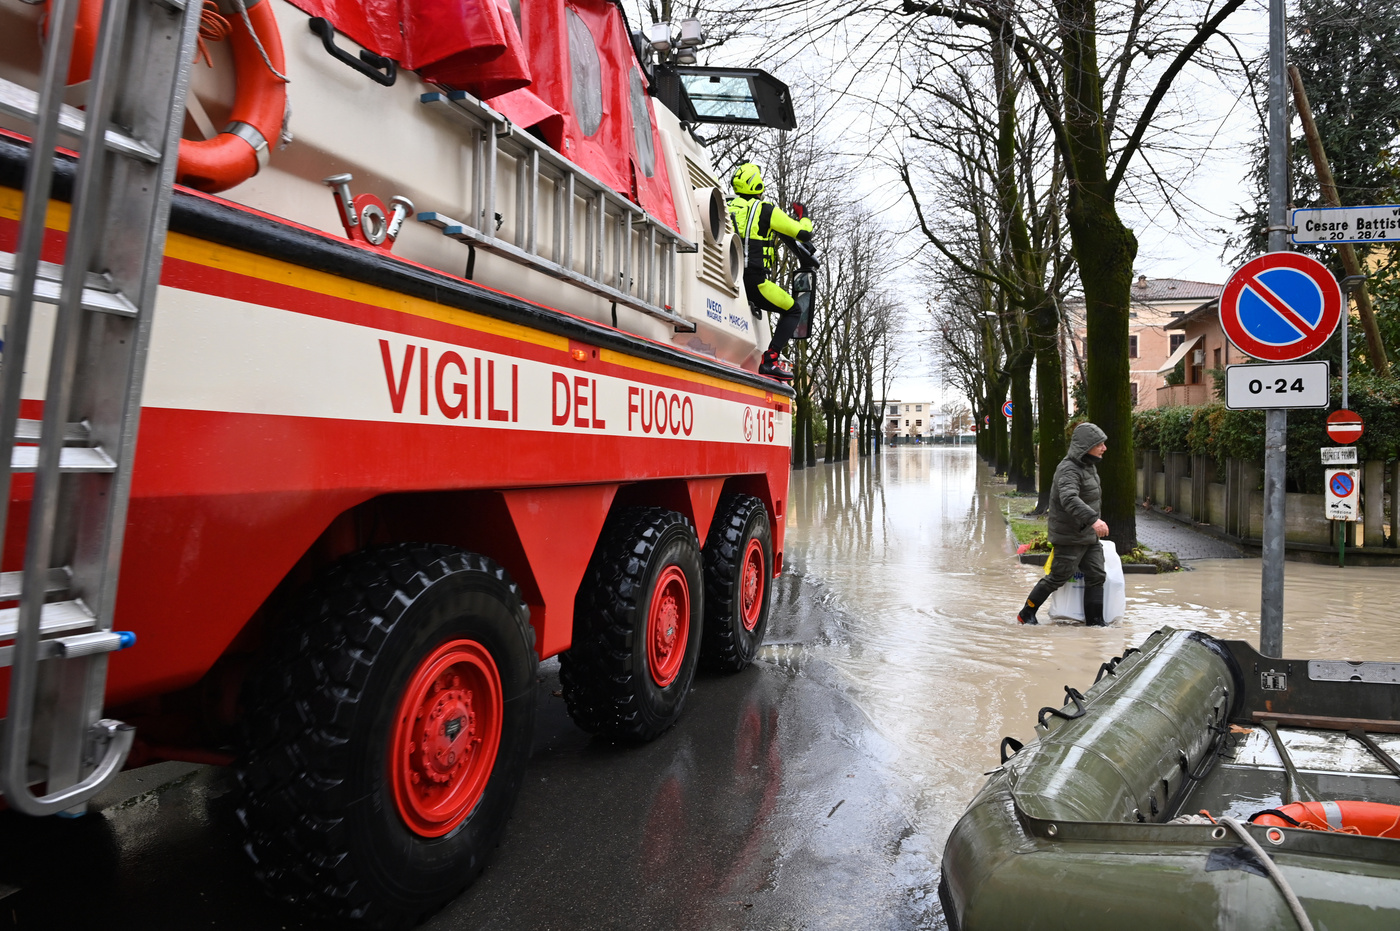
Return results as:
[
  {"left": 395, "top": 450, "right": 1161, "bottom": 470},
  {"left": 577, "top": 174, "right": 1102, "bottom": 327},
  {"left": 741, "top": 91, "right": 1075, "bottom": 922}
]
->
[{"left": 1260, "top": 0, "right": 1288, "bottom": 657}]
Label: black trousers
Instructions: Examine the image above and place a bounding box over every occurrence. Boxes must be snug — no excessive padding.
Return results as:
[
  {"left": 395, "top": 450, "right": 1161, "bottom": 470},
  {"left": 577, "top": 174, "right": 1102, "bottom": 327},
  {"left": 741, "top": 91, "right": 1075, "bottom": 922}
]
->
[{"left": 1041, "top": 542, "right": 1106, "bottom": 591}]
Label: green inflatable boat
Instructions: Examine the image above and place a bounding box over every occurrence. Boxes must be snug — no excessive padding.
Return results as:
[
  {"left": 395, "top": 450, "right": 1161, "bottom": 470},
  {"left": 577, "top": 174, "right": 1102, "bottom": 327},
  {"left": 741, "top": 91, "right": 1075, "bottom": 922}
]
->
[{"left": 940, "top": 627, "right": 1400, "bottom": 930}]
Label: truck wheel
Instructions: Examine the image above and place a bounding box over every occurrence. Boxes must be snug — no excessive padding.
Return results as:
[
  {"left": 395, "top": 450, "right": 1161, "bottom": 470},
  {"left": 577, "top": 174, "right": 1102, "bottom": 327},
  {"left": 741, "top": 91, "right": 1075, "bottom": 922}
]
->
[
  {"left": 236, "top": 544, "right": 536, "bottom": 930},
  {"left": 701, "top": 494, "right": 773, "bottom": 672},
  {"left": 560, "top": 508, "right": 703, "bottom": 742}
]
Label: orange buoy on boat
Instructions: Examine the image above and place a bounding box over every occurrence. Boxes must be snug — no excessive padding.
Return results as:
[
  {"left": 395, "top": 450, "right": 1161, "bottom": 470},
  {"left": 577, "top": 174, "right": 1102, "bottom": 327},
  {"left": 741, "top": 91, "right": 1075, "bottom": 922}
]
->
[
  {"left": 1251, "top": 800, "right": 1400, "bottom": 838},
  {"left": 51, "top": 0, "right": 286, "bottom": 194}
]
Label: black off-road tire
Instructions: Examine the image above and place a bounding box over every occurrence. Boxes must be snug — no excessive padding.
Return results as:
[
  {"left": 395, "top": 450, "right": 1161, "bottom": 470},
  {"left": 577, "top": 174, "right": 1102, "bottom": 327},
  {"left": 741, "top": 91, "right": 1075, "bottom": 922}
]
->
[
  {"left": 560, "top": 508, "right": 703, "bottom": 742},
  {"left": 700, "top": 494, "right": 774, "bottom": 672},
  {"left": 235, "top": 544, "right": 537, "bottom": 930}
]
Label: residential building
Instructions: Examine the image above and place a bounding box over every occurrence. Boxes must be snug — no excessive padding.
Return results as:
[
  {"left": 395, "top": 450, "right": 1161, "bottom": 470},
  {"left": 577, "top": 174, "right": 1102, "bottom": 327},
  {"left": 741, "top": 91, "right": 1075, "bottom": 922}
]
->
[
  {"left": 1158, "top": 297, "right": 1250, "bottom": 406},
  {"left": 1067, "top": 275, "right": 1223, "bottom": 410},
  {"left": 882, "top": 401, "right": 949, "bottom": 442}
]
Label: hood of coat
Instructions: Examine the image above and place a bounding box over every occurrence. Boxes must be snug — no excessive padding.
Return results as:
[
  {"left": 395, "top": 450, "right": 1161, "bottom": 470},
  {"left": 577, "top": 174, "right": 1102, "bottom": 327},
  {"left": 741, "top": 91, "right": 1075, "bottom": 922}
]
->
[{"left": 1068, "top": 422, "right": 1108, "bottom": 462}]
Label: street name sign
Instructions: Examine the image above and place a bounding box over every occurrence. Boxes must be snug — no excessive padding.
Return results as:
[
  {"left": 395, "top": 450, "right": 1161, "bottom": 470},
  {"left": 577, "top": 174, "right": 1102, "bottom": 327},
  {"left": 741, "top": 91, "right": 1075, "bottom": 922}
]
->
[
  {"left": 1326, "top": 409, "right": 1364, "bottom": 444},
  {"left": 1224, "top": 361, "right": 1329, "bottom": 410},
  {"left": 1219, "top": 253, "right": 1342, "bottom": 361},
  {"left": 1291, "top": 204, "right": 1400, "bottom": 245},
  {"left": 1002, "top": 401, "right": 1013, "bottom": 418},
  {"left": 1321, "top": 446, "right": 1358, "bottom": 465},
  {"left": 1325, "top": 468, "right": 1359, "bottom": 522}
]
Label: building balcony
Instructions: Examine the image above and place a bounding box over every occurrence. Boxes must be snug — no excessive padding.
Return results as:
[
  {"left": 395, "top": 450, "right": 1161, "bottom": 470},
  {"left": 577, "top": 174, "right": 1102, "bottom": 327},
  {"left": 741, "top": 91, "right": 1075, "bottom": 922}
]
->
[{"left": 1155, "top": 383, "right": 1211, "bottom": 407}]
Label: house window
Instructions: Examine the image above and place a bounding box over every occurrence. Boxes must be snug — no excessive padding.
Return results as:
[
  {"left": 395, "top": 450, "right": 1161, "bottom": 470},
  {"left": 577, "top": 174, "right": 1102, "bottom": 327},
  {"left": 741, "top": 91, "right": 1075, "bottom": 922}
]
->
[
  {"left": 915, "top": 419, "right": 922, "bottom": 427},
  {"left": 915, "top": 405, "right": 922, "bottom": 412},
  {"left": 1169, "top": 334, "right": 1185, "bottom": 352},
  {"left": 1213, "top": 347, "right": 1221, "bottom": 369},
  {"left": 1128, "top": 335, "right": 1139, "bottom": 358},
  {"left": 1131, "top": 382, "right": 1139, "bottom": 406},
  {"left": 905, "top": 420, "right": 910, "bottom": 426}
]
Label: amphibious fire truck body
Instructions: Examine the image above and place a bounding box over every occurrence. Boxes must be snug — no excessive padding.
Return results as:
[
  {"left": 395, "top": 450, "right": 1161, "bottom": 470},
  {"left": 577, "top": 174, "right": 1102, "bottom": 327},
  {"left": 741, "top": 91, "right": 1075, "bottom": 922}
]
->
[{"left": 0, "top": 0, "right": 795, "bottom": 925}]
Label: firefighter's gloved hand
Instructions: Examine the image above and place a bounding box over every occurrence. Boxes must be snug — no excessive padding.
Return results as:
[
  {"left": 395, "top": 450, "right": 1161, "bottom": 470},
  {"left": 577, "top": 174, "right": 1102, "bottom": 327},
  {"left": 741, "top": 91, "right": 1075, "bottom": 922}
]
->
[
  {"left": 796, "top": 217, "right": 814, "bottom": 240},
  {"left": 796, "top": 228, "right": 814, "bottom": 243}
]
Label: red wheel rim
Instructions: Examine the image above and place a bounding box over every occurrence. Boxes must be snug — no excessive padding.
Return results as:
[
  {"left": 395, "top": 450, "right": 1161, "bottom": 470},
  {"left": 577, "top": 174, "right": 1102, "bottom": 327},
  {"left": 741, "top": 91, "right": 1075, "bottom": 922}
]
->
[
  {"left": 389, "top": 639, "right": 503, "bottom": 837},
  {"left": 740, "top": 539, "right": 765, "bottom": 631},
  {"left": 647, "top": 565, "right": 690, "bottom": 687}
]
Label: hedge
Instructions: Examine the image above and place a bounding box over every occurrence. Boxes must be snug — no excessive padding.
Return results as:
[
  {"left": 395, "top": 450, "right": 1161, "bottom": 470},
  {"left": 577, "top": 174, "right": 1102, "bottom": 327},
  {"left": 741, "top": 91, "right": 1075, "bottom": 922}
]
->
[{"left": 1131, "top": 374, "right": 1400, "bottom": 494}]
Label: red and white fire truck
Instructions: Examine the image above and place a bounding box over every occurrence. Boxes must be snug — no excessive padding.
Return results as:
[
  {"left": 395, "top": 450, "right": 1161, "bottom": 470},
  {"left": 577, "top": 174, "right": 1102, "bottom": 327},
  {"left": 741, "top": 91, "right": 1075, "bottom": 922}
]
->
[{"left": 0, "top": 0, "right": 799, "bottom": 925}]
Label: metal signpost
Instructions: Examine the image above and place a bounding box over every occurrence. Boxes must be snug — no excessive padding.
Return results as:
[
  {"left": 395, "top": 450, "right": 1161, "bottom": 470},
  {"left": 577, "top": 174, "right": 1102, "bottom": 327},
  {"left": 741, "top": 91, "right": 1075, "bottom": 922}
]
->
[
  {"left": 1218, "top": 250, "right": 1342, "bottom": 657},
  {"left": 1247, "top": 0, "right": 1338, "bottom": 657}
]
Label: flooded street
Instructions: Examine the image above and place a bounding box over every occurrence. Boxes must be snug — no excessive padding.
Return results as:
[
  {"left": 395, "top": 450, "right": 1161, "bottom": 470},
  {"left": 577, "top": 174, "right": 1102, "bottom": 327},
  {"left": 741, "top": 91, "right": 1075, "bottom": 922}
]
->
[
  {"left": 781, "top": 445, "right": 1400, "bottom": 879},
  {"left": 7, "top": 446, "right": 1400, "bottom": 930}
]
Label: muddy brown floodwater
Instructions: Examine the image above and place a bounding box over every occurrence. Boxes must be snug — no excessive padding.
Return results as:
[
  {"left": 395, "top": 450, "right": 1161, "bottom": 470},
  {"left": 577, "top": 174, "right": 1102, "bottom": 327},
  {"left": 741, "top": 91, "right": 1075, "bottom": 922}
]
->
[
  {"left": 7, "top": 445, "right": 1400, "bottom": 931},
  {"left": 782, "top": 445, "right": 1400, "bottom": 867}
]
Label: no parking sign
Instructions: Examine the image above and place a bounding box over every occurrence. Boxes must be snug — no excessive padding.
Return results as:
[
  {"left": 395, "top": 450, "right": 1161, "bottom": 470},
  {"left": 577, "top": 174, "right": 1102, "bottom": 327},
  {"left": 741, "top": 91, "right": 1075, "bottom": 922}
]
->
[
  {"left": 1325, "top": 468, "right": 1359, "bottom": 522},
  {"left": 1219, "top": 253, "right": 1341, "bottom": 361}
]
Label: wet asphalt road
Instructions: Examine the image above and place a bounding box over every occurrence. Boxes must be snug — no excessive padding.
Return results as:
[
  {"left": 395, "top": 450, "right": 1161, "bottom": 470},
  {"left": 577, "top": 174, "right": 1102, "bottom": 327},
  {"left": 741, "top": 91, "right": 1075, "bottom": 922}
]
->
[
  {"left": 10, "top": 447, "right": 1393, "bottom": 930},
  {"left": 0, "top": 565, "right": 940, "bottom": 931}
]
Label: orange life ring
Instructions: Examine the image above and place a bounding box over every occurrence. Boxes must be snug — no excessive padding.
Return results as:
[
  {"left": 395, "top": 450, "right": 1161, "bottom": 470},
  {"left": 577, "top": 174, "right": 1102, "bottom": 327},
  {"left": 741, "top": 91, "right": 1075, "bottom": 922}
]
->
[
  {"left": 1251, "top": 800, "right": 1400, "bottom": 838},
  {"left": 51, "top": 0, "right": 286, "bottom": 194}
]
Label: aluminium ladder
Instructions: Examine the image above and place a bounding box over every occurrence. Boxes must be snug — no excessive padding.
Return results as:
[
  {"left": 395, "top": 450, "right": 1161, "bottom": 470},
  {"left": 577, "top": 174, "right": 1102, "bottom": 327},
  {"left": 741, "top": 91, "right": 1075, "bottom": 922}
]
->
[
  {"left": 0, "top": 0, "right": 201, "bottom": 814},
  {"left": 418, "top": 89, "right": 698, "bottom": 332}
]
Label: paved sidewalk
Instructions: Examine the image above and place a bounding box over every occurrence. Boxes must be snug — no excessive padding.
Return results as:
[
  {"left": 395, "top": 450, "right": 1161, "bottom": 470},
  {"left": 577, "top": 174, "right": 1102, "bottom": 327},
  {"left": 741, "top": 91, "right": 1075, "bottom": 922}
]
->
[{"left": 1135, "top": 508, "right": 1246, "bottom": 560}]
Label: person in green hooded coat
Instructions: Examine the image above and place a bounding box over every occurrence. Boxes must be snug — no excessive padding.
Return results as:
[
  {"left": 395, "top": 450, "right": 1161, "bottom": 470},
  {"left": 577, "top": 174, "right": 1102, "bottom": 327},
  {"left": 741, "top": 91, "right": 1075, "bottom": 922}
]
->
[{"left": 1017, "top": 422, "right": 1111, "bottom": 626}]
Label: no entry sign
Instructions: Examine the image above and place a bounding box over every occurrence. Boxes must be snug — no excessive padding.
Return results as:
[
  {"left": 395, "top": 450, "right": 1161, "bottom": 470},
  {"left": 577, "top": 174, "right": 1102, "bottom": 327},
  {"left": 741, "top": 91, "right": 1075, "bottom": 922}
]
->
[
  {"left": 1219, "top": 253, "right": 1341, "bottom": 361},
  {"left": 1326, "top": 409, "right": 1364, "bottom": 444}
]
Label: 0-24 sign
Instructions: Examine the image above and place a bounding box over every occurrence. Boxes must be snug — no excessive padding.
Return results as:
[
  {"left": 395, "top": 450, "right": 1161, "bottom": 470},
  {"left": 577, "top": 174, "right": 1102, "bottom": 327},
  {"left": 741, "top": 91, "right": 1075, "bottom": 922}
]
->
[{"left": 1224, "top": 361, "right": 1330, "bottom": 410}]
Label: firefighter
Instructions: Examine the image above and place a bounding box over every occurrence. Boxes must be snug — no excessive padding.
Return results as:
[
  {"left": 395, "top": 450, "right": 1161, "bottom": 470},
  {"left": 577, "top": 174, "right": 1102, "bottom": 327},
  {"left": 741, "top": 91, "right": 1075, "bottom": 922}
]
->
[{"left": 728, "top": 162, "right": 814, "bottom": 382}]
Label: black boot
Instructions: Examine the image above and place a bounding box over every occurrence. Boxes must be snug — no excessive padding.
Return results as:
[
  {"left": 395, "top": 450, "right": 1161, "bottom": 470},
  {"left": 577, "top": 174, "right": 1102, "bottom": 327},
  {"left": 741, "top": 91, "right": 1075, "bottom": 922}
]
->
[
  {"left": 1018, "top": 579, "right": 1055, "bottom": 626},
  {"left": 759, "top": 349, "right": 793, "bottom": 382},
  {"left": 1084, "top": 584, "right": 1105, "bottom": 627}
]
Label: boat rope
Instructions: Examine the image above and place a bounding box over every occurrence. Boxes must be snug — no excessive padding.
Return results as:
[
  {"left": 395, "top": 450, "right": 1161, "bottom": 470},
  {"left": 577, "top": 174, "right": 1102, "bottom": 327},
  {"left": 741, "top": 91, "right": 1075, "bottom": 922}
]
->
[
  {"left": 195, "top": 2, "right": 232, "bottom": 69},
  {"left": 1220, "top": 817, "right": 1314, "bottom": 931},
  {"left": 229, "top": 0, "right": 289, "bottom": 83}
]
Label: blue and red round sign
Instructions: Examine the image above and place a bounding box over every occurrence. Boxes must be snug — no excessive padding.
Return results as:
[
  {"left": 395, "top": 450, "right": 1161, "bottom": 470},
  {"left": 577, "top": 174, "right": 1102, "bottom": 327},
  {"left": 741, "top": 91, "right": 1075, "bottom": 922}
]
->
[
  {"left": 1219, "top": 253, "right": 1341, "bottom": 362},
  {"left": 1002, "top": 401, "right": 1014, "bottom": 418},
  {"left": 1329, "top": 471, "right": 1355, "bottom": 498}
]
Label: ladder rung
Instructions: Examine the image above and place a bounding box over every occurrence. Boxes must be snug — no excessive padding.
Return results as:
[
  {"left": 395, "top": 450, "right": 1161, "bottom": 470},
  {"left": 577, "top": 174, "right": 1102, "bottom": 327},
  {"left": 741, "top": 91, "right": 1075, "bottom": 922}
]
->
[
  {"left": 0, "top": 252, "right": 139, "bottom": 317},
  {"left": 0, "top": 568, "right": 72, "bottom": 602},
  {"left": 10, "top": 446, "right": 117, "bottom": 473},
  {"left": 0, "top": 76, "right": 161, "bottom": 163},
  {"left": 15, "top": 420, "right": 92, "bottom": 446},
  {"left": 0, "top": 600, "right": 96, "bottom": 643},
  {"left": 419, "top": 213, "right": 696, "bottom": 332}
]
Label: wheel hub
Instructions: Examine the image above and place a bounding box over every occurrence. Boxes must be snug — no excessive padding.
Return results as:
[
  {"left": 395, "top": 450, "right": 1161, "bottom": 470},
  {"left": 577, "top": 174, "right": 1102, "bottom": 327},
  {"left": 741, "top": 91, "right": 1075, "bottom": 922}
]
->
[
  {"left": 389, "top": 640, "right": 503, "bottom": 837},
  {"left": 647, "top": 565, "right": 690, "bottom": 687},
  {"left": 417, "top": 683, "right": 476, "bottom": 784},
  {"left": 740, "top": 539, "right": 765, "bottom": 631}
]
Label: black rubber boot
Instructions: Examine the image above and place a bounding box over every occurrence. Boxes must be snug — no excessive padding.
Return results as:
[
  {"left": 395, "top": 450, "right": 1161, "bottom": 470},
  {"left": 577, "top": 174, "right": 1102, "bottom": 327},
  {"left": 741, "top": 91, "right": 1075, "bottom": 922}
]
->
[
  {"left": 1018, "top": 579, "right": 1055, "bottom": 626},
  {"left": 758, "top": 350, "right": 793, "bottom": 382},
  {"left": 1084, "top": 584, "right": 1106, "bottom": 627}
]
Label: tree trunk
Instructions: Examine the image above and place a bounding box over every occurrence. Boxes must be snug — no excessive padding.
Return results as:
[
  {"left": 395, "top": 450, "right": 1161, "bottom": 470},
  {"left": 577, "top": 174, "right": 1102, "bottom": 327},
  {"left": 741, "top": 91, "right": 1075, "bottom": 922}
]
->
[
  {"left": 1009, "top": 357, "right": 1036, "bottom": 492},
  {"left": 991, "top": 398, "right": 1009, "bottom": 476},
  {"left": 1031, "top": 301, "right": 1067, "bottom": 513},
  {"left": 1059, "top": 0, "right": 1138, "bottom": 551}
]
